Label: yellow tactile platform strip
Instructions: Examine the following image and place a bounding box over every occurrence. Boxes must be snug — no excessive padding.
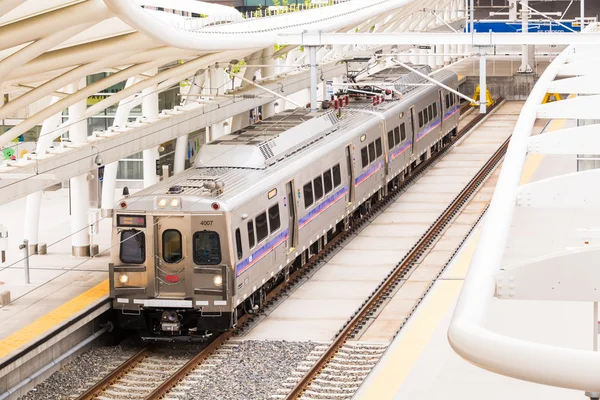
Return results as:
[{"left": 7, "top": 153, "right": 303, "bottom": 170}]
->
[
  {"left": 359, "top": 280, "right": 463, "bottom": 399},
  {"left": 0, "top": 279, "right": 108, "bottom": 360}
]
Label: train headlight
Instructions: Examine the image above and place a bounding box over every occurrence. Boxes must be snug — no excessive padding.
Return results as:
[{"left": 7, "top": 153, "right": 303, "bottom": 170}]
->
[
  {"left": 213, "top": 275, "right": 223, "bottom": 287},
  {"left": 157, "top": 198, "right": 167, "bottom": 208},
  {"left": 170, "top": 198, "right": 179, "bottom": 208},
  {"left": 118, "top": 273, "right": 129, "bottom": 284}
]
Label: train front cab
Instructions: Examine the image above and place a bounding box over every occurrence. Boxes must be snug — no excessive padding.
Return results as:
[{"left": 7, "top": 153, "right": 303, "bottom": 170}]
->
[{"left": 110, "top": 209, "right": 235, "bottom": 338}]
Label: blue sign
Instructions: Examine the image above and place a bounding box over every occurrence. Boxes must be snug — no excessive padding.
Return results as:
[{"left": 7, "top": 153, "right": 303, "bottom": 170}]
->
[{"left": 465, "top": 20, "right": 581, "bottom": 33}]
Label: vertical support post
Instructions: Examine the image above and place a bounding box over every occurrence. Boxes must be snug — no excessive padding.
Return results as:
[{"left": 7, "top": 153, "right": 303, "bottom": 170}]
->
[
  {"left": 21, "top": 239, "right": 30, "bottom": 284},
  {"left": 469, "top": 0, "right": 474, "bottom": 34},
  {"left": 142, "top": 69, "right": 160, "bottom": 188},
  {"left": 581, "top": 0, "right": 585, "bottom": 30},
  {"left": 479, "top": 50, "right": 487, "bottom": 114},
  {"left": 308, "top": 45, "right": 319, "bottom": 111},
  {"left": 69, "top": 80, "right": 91, "bottom": 257},
  {"left": 518, "top": 0, "right": 532, "bottom": 74},
  {"left": 162, "top": 165, "right": 169, "bottom": 181},
  {"left": 508, "top": 0, "right": 517, "bottom": 20},
  {"left": 594, "top": 302, "right": 598, "bottom": 352}
]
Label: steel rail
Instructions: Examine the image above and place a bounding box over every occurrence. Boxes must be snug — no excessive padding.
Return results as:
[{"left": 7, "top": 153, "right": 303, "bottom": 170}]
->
[
  {"left": 284, "top": 98, "right": 507, "bottom": 399},
  {"left": 76, "top": 346, "right": 153, "bottom": 400}
]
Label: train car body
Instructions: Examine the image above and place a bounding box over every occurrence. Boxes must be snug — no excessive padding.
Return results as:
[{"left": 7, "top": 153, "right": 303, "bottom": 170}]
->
[{"left": 109, "top": 66, "right": 460, "bottom": 338}]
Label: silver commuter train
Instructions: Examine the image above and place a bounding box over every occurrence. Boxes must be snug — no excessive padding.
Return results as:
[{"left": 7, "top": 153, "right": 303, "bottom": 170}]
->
[{"left": 109, "top": 66, "right": 461, "bottom": 338}]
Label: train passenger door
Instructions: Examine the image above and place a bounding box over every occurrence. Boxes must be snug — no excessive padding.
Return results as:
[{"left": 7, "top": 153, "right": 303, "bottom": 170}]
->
[
  {"left": 409, "top": 106, "right": 417, "bottom": 155},
  {"left": 155, "top": 216, "right": 187, "bottom": 298},
  {"left": 345, "top": 145, "right": 355, "bottom": 206},
  {"left": 286, "top": 181, "right": 298, "bottom": 251}
]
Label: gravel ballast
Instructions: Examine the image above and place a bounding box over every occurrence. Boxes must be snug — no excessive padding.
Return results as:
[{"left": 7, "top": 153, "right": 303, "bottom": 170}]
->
[
  {"left": 179, "top": 340, "right": 316, "bottom": 400},
  {"left": 18, "top": 342, "right": 141, "bottom": 400}
]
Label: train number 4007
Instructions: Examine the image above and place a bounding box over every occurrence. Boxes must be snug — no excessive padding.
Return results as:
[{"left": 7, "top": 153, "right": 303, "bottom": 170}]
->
[{"left": 199, "top": 221, "right": 213, "bottom": 226}]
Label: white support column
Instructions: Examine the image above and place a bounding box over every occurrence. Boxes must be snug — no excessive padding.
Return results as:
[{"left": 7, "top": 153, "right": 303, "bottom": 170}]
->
[
  {"left": 209, "top": 65, "right": 225, "bottom": 140},
  {"left": 142, "top": 69, "right": 160, "bottom": 188},
  {"left": 101, "top": 77, "right": 138, "bottom": 213},
  {"left": 174, "top": 70, "right": 204, "bottom": 174},
  {"left": 68, "top": 80, "right": 91, "bottom": 257},
  {"left": 262, "top": 46, "right": 277, "bottom": 119},
  {"left": 308, "top": 45, "right": 319, "bottom": 111},
  {"left": 519, "top": 0, "right": 533, "bottom": 74},
  {"left": 509, "top": 0, "right": 518, "bottom": 20},
  {"left": 24, "top": 96, "right": 62, "bottom": 253},
  {"left": 480, "top": 50, "right": 487, "bottom": 114}
]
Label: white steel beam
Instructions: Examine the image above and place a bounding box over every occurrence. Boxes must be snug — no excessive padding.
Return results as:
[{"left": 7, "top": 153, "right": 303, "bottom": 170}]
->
[
  {"left": 537, "top": 95, "right": 600, "bottom": 120},
  {"left": 0, "top": 64, "right": 346, "bottom": 204},
  {"left": 558, "top": 60, "right": 600, "bottom": 76},
  {"left": 517, "top": 169, "right": 600, "bottom": 209},
  {"left": 528, "top": 124, "right": 600, "bottom": 155},
  {"left": 547, "top": 76, "right": 600, "bottom": 94},
  {"left": 277, "top": 32, "right": 600, "bottom": 46},
  {"left": 495, "top": 247, "right": 600, "bottom": 302}
]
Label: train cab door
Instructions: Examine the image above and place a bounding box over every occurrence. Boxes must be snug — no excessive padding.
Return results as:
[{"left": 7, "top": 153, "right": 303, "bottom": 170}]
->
[
  {"left": 408, "top": 106, "right": 417, "bottom": 156},
  {"left": 154, "top": 216, "right": 188, "bottom": 298},
  {"left": 345, "top": 145, "right": 355, "bottom": 206},
  {"left": 286, "top": 181, "right": 298, "bottom": 252}
]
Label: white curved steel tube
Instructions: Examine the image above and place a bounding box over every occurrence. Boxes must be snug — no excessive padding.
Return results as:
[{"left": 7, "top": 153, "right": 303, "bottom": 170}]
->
[
  {"left": 103, "top": 0, "right": 418, "bottom": 51},
  {"left": 447, "top": 26, "right": 600, "bottom": 392}
]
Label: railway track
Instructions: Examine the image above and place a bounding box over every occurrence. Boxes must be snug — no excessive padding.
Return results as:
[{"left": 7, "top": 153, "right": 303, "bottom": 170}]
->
[
  {"left": 283, "top": 103, "right": 509, "bottom": 400},
  {"left": 76, "top": 100, "right": 501, "bottom": 400}
]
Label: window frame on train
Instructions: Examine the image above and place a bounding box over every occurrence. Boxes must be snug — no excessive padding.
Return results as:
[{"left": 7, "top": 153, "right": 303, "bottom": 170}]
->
[
  {"left": 255, "top": 211, "right": 269, "bottom": 243},
  {"left": 332, "top": 164, "right": 342, "bottom": 187},
  {"left": 235, "top": 228, "right": 242, "bottom": 260},
  {"left": 313, "top": 175, "right": 324, "bottom": 201},
  {"left": 361, "top": 146, "right": 369, "bottom": 168},
  {"left": 193, "top": 230, "right": 222, "bottom": 265},
  {"left": 303, "top": 182, "right": 314, "bottom": 208},
  {"left": 323, "top": 169, "right": 333, "bottom": 194},
  {"left": 247, "top": 220, "right": 256, "bottom": 249},
  {"left": 119, "top": 229, "right": 146, "bottom": 264},
  {"left": 162, "top": 229, "right": 183, "bottom": 264},
  {"left": 268, "top": 203, "right": 281, "bottom": 234}
]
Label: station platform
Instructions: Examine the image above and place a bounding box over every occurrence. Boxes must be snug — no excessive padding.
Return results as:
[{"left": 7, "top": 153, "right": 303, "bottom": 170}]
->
[
  {"left": 354, "top": 118, "right": 591, "bottom": 399},
  {"left": 0, "top": 188, "right": 132, "bottom": 364}
]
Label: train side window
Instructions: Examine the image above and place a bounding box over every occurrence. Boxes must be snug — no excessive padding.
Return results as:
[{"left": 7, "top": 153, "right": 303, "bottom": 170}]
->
[
  {"left": 428, "top": 105, "right": 433, "bottom": 121},
  {"left": 247, "top": 220, "right": 256, "bottom": 249},
  {"left": 235, "top": 228, "right": 242, "bottom": 260},
  {"left": 162, "top": 229, "right": 182, "bottom": 263},
  {"left": 375, "top": 138, "right": 382, "bottom": 158},
  {"left": 303, "top": 182, "right": 314, "bottom": 208},
  {"left": 323, "top": 169, "right": 333, "bottom": 194},
  {"left": 387, "top": 130, "right": 394, "bottom": 149},
  {"left": 120, "top": 230, "right": 145, "bottom": 264},
  {"left": 332, "top": 164, "right": 341, "bottom": 187},
  {"left": 368, "top": 142, "right": 376, "bottom": 163},
  {"left": 433, "top": 103, "right": 438, "bottom": 118},
  {"left": 445, "top": 94, "right": 449, "bottom": 109},
  {"left": 418, "top": 111, "right": 423, "bottom": 128},
  {"left": 394, "top": 127, "right": 400, "bottom": 144},
  {"left": 313, "top": 175, "right": 324, "bottom": 201},
  {"left": 268, "top": 204, "right": 280, "bottom": 233},
  {"left": 361, "top": 147, "right": 369, "bottom": 168},
  {"left": 400, "top": 123, "right": 406, "bottom": 141},
  {"left": 193, "top": 231, "right": 221, "bottom": 265},
  {"left": 255, "top": 212, "right": 268, "bottom": 243}
]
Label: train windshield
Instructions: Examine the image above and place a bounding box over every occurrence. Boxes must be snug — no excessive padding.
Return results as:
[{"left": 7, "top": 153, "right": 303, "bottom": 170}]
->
[
  {"left": 193, "top": 231, "right": 221, "bottom": 265},
  {"left": 120, "top": 230, "right": 145, "bottom": 264}
]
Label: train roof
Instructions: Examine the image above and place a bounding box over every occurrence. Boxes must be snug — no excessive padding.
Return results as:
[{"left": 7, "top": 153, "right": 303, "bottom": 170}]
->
[{"left": 126, "top": 66, "right": 458, "bottom": 210}]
